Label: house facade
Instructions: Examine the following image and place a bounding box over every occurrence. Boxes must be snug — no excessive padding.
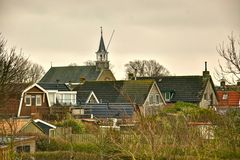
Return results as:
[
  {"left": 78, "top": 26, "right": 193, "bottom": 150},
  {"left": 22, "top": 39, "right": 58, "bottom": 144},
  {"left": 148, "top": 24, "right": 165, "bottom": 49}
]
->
[
  {"left": 215, "top": 79, "right": 240, "bottom": 113},
  {"left": 17, "top": 84, "right": 49, "bottom": 119},
  {"left": 17, "top": 83, "right": 77, "bottom": 119},
  {"left": 73, "top": 80, "right": 166, "bottom": 118},
  {"left": 137, "top": 63, "right": 218, "bottom": 108}
]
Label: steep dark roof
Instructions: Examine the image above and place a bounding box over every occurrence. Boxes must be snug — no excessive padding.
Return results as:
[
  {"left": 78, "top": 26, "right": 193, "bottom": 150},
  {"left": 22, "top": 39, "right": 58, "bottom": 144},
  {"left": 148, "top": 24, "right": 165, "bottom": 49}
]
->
[
  {"left": 96, "top": 30, "right": 107, "bottom": 53},
  {"left": 138, "top": 76, "right": 211, "bottom": 103},
  {"left": 34, "top": 122, "right": 51, "bottom": 135},
  {"left": 74, "top": 80, "right": 155, "bottom": 105},
  {"left": 38, "top": 83, "right": 70, "bottom": 91},
  {"left": 81, "top": 103, "right": 134, "bottom": 118},
  {"left": 33, "top": 120, "right": 56, "bottom": 135},
  {"left": 77, "top": 91, "right": 93, "bottom": 104},
  {"left": 40, "top": 66, "right": 101, "bottom": 83}
]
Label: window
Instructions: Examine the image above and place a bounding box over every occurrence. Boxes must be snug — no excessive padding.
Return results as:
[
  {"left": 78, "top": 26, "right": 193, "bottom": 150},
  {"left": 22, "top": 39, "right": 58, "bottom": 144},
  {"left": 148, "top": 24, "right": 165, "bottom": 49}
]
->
[
  {"left": 165, "top": 92, "right": 171, "bottom": 102},
  {"left": 25, "top": 95, "right": 31, "bottom": 106},
  {"left": 204, "top": 93, "right": 208, "bottom": 100},
  {"left": 64, "top": 94, "right": 71, "bottom": 104},
  {"left": 71, "top": 94, "right": 76, "bottom": 105},
  {"left": 223, "top": 93, "right": 228, "bottom": 100},
  {"left": 149, "top": 94, "right": 154, "bottom": 105},
  {"left": 16, "top": 145, "right": 30, "bottom": 153},
  {"left": 36, "top": 95, "right": 42, "bottom": 106},
  {"left": 156, "top": 94, "right": 160, "bottom": 104},
  {"left": 49, "top": 93, "right": 55, "bottom": 106}
]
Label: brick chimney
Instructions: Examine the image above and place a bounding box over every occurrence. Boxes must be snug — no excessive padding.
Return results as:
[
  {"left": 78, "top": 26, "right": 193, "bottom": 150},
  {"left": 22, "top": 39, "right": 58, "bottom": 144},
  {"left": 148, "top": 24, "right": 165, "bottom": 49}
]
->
[
  {"left": 203, "top": 61, "right": 210, "bottom": 77},
  {"left": 220, "top": 78, "right": 226, "bottom": 87},
  {"left": 80, "top": 77, "right": 86, "bottom": 84},
  {"left": 237, "top": 79, "right": 240, "bottom": 86}
]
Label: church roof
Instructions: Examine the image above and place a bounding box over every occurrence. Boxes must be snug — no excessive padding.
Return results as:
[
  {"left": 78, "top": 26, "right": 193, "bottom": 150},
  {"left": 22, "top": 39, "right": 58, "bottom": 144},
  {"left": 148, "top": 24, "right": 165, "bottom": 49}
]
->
[
  {"left": 38, "top": 83, "right": 70, "bottom": 91},
  {"left": 40, "top": 66, "right": 101, "bottom": 83}
]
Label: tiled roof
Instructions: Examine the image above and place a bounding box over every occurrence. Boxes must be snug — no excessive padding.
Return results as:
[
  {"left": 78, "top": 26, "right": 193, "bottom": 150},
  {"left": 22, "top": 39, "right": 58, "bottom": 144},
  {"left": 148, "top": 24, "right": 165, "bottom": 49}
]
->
[
  {"left": 73, "top": 80, "right": 155, "bottom": 105},
  {"left": 138, "top": 76, "right": 210, "bottom": 103},
  {"left": 33, "top": 119, "right": 56, "bottom": 135},
  {"left": 38, "top": 83, "right": 70, "bottom": 91},
  {"left": 40, "top": 66, "right": 101, "bottom": 83},
  {"left": 77, "top": 91, "right": 93, "bottom": 104},
  {"left": 216, "top": 85, "right": 240, "bottom": 91},
  {"left": 217, "top": 90, "right": 240, "bottom": 107}
]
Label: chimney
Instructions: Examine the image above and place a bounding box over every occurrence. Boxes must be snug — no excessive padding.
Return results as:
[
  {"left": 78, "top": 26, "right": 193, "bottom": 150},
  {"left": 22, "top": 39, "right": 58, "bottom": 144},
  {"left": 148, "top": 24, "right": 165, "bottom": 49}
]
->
[
  {"left": 220, "top": 78, "right": 226, "bottom": 87},
  {"left": 237, "top": 79, "right": 240, "bottom": 86},
  {"left": 68, "top": 81, "right": 73, "bottom": 90},
  {"left": 128, "top": 73, "right": 134, "bottom": 80},
  {"left": 80, "top": 77, "right": 86, "bottom": 84},
  {"left": 56, "top": 79, "right": 60, "bottom": 87},
  {"left": 203, "top": 61, "right": 210, "bottom": 77},
  {"left": 134, "top": 68, "right": 137, "bottom": 80}
]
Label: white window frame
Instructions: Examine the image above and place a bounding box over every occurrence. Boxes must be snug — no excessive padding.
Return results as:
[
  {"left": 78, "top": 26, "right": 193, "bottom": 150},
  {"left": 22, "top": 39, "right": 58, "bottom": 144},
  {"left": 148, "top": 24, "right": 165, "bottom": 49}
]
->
[
  {"left": 222, "top": 93, "right": 228, "bottom": 100},
  {"left": 165, "top": 92, "right": 171, "bottom": 102},
  {"left": 25, "top": 95, "right": 31, "bottom": 106},
  {"left": 36, "top": 95, "right": 42, "bottom": 106}
]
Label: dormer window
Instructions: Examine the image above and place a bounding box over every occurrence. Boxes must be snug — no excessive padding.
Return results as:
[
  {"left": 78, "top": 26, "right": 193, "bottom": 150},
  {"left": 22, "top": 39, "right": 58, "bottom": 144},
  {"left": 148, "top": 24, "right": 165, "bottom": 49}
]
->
[
  {"left": 165, "top": 92, "right": 171, "bottom": 102},
  {"left": 222, "top": 93, "right": 228, "bottom": 100}
]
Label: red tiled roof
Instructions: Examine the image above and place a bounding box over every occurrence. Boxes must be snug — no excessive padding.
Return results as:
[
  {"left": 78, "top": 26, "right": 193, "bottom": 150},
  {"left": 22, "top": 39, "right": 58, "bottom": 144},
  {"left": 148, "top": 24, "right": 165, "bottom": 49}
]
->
[{"left": 217, "top": 91, "right": 240, "bottom": 107}]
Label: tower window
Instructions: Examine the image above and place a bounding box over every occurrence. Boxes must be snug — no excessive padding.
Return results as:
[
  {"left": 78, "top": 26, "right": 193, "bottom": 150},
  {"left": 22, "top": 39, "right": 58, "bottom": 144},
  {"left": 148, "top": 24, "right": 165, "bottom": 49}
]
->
[{"left": 100, "top": 55, "right": 102, "bottom": 61}]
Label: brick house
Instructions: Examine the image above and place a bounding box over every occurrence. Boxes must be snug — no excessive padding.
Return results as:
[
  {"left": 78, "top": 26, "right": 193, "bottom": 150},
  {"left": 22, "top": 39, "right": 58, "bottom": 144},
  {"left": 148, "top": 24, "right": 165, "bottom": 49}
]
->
[
  {"left": 17, "top": 83, "right": 77, "bottom": 119},
  {"left": 216, "top": 79, "right": 240, "bottom": 113}
]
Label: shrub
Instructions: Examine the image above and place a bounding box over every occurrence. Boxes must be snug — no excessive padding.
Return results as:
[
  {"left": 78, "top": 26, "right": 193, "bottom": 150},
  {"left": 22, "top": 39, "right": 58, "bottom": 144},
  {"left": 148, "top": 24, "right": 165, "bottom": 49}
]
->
[
  {"left": 54, "top": 119, "right": 85, "bottom": 134},
  {"left": 72, "top": 143, "right": 99, "bottom": 153},
  {"left": 21, "top": 151, "right": 99, "bottom": 160},
  {"left": 36, "top": 136, "right": 72, "bottom": 151}
]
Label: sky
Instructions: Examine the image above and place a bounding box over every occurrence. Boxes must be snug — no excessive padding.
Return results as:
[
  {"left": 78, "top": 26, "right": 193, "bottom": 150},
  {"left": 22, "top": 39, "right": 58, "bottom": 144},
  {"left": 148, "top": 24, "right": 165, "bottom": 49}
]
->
[{"left": 0, "top": 0, "right": 239, "bottom": 83}]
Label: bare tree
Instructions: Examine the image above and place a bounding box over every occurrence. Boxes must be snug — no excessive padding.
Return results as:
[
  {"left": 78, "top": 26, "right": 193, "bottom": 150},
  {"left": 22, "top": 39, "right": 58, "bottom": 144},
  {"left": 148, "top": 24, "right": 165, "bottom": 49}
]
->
[
  {"left": 125, "top": 60, "right": 170, "bottom": 78},
  {"left": 216, "top": 34, "right": 240, "bottom": 84},
  {"left": 84, "top": 60, "right": 95, "bottom": 66},
  {"left": 27, "top": 63, "right": 45, "bottom": 83},
  {"left": 68, "top": 63, "right": 78, "bottom": 66},
  {"left": 0, "top": 38, "right": 29, "bottom": 108},
  {"left": 0, "top": 34, "right": 44, "bottom": 112}
]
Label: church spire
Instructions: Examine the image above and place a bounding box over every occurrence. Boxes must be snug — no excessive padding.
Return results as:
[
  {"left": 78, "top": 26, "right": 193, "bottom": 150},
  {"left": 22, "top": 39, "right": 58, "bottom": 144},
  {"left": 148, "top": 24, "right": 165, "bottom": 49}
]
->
[
  {"left": 95, "top": 27, "right": 109, "bottom": 71},
  {"left": 97, "top": 27, "right": 107, "bottom": 53}
]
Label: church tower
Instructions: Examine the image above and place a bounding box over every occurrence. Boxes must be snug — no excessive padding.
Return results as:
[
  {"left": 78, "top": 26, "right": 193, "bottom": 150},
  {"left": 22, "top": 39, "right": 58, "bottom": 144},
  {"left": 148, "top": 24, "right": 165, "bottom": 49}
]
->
[{"left": 96, "top": 27, "right": 109, "bottom": 71}]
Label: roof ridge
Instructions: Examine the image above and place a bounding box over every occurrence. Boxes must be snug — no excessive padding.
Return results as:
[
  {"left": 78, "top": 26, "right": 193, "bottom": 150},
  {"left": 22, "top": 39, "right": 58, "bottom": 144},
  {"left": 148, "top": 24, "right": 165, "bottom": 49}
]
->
[{"left": 51, "top": 65, "right": 96, "bottom": 68}]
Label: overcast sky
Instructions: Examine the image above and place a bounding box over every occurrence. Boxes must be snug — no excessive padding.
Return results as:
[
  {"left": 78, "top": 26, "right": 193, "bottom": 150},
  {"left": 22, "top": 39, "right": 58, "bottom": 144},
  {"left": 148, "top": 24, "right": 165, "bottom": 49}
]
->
[{"left": 0, "top": 0, "right": 239, "bottom": 82}]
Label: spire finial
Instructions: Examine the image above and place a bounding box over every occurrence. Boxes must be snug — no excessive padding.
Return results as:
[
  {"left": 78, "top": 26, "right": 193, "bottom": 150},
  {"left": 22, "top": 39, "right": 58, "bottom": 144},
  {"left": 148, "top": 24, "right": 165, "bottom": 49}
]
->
[{"left": 100, "top": 26, "right": 103, "bottom": 36}]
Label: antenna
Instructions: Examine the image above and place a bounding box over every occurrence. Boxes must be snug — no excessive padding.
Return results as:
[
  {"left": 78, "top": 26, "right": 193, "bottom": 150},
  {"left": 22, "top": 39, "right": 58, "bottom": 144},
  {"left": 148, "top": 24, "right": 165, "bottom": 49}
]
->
[{"left": 107, "top": 29, "right": 115, "bottom": 50}]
